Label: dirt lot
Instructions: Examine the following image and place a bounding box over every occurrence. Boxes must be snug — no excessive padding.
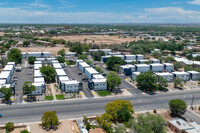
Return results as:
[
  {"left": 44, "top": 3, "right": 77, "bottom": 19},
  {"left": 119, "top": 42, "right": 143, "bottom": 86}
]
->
[
  {"left": 0, "top": 32, "right": 4, "bottom": 36},
  {"left": 17, "top": 47, "right": 69, "bottom": 56},
  {"left": 52, "top": 35, "right": 140, "bottom": 45},
  {"left": 29, "top": 120, "right": 79, "bottom": 133}
]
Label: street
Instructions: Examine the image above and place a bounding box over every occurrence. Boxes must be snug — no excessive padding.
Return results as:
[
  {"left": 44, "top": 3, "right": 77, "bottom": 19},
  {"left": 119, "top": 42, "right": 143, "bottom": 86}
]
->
[{"left": 0, "top": 89, "right": 200, "bottom": 125}]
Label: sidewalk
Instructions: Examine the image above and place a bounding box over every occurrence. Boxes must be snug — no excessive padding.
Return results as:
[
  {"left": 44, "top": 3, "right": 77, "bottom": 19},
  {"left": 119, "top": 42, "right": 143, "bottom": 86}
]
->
[{"left": 50, "top": 83, "right": 57, "bottom": 101}]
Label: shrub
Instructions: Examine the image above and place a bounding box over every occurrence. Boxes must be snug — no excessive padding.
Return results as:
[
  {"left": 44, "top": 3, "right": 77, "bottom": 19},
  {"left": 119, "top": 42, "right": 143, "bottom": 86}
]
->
[{"left": 5, "top": 122, "right": 14, "bottom": 132}]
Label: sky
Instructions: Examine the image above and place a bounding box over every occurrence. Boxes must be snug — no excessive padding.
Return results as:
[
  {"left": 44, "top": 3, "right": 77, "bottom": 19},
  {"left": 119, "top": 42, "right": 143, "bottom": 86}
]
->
[{"left": 0, "top": 0, "right": 200, "bottom": 23}]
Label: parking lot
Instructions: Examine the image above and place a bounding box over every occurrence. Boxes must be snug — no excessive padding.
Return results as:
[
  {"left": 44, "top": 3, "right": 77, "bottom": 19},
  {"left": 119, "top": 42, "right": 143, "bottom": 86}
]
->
[
  {"left": 11, "top": 67, "right": 33, "bottom": 103},
  {"left": 65, "top": 65, "right": 94, "bottom": 97}
]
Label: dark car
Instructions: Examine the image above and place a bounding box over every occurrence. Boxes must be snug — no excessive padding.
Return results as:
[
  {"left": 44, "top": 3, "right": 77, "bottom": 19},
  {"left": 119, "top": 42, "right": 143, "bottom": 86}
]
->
[
  {"left": 0, "top": 114, "right": 2, "bottom": 118},
  {"left": 102, "top": 73, "right": 106, "bottom": 76},
  {"left": 78, "top": 73, "right": 82, "bottom": 75}
]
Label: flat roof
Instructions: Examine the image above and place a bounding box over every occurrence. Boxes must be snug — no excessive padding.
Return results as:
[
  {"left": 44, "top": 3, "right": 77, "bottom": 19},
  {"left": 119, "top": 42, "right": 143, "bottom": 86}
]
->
[
  {"left": 28, "top": 52, "right": 41, "bottom": 54},
  {"left": 136, "top": 54, "right": 144, "bottom": 56},
  {"left": 155, "top": 72, "right": 173, "bottom": 76},
  {"left": 36, "top": 58, "right": 45, "bottom": 61},
  {"left": 0, "top": 71, "right": 11, "bottom": 79},
  {"left": 0, "top": 84, "right": 11, "bottom": 88},
  {"left": 92, "top": 78, "right": 107, "bottom": 83},
  {"left": 85, "top": 67, "right": 99, "bottom": 74},
  {"left": 34, "top": 64, "right": 42, "bottom": 69},
  {"left": 64, "top": 80, "right": 79, "bottom": 85},
  {"left": 168, "top": 118, "right": 194, "bottom": 131},
  {"left": 59, "top": 76, "right": 69, "bottom": 81},
  {"left": 53, "top": 63, "right": 62, "bottom": 69},
  {"left": 76, "top": 59, "right": 83, "bottom": 62},
  {"left": 32, "top": 82, "right": 45, "bottom": 86},
  {"left": 0, "top": 79, "right": 6, "bottom": 84},
  {"left": 7, "top": 62, "right": 15, "bottom": 65},
  {"left": 132, "top": 72, "right": 141, "bottom": 75},
  {"left": 55, "top": 69, "right": 67, "bottom": 76},
  {"left": 135, "top": 64, "right": 150, "bottom": 67},
  {"left": 138, "top": 59, "right": 149, "bottom": 61},
  {"left": 172, "top": 71, "right": 189, "bottom": 75},
  {"left": 34, "top": 70, "right": 43, "bottom": 77},
  {"left": 3, "top": 65, "right": 14, "bottom": 71},
  {"left": 46, "top": 58, "right": 56, "bottom": 61},
  {"left": 125, "top": 55, "right": 136, "bottom": 57},
  {"left": 34, "top": 77, "right": 45, "bottom": 83},
  {"left": 52, "top": 60, "right": 59, "bottom": 63},
  {"left": 150, "top": 63, "right": 164, "bottom": 66},
  {"left": 34, "top": 61, "right": 42, "bottom": 64},
  {"left": 126, "top": 65, "right": 135, "bottom": 68},
  {"left": 187, "top": 71, "right": 200, "bottom": 74},
  {"left": 163, "top": 63, "right": 173, "bottom": 66},
  {"left": 79, "top": 62, "right": 90, "bottom": 67},
  {"left": 92, "top": 74, "right": 105, "bottom": 79}
]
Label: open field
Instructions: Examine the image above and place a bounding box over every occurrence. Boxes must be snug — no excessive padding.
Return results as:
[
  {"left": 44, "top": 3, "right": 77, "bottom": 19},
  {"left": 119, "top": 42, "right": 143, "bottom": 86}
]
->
[
  {"left": 0, "top": 32, "right": 4, "bottom": 36},
  {"left": 17, "top": 47, "right": 69, "bottom": 56},
  {"left": 52, "top": 35, "right": 140, "bottom": 45}
]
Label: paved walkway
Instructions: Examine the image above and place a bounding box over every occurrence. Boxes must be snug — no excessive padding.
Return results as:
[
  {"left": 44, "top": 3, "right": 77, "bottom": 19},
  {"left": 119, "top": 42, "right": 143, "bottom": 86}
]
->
[{"left": 50, "top": 83, "right": 57, "bottom": 100}]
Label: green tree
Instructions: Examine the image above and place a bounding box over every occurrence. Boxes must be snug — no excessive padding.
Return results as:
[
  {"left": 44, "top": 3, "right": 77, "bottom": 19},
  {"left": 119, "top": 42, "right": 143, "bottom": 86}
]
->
[
  {"left": 113, "top": 124, "right": 126, "bottom": 133},
  {"left": 57, "top": 49, "right": 65, "bottom": 57},
  {"left": 0, "top": 57, "right": 8, "bottom": 67},
  {"left": 28, "top": 56, "right": 36, "bottom": 65},
  {"left": 86, "top": 122, "right": 91, "bottom": 131},
  {"left": 174, "top": 77, "right": 183, "bottom": 88},
  {"left": 82, "top": 44, "right": 89, "bottom": 52},
  {"left": 7, "top": 48, "right": 22, "bottom": 64},
  {"left": 96, "top": 113, "right": 113, "bottom": 133},
  {"left": 95, "top": 67, "right": 104, "bottom": 73},
  {"left": 21, "top": 130, "right": 29, "bottom": 133},
  {"left": 106, "top": 71, "right": 121, "bottom": 92},
  {"left": 105, "top": 99, "right": 134, "bottom": 122},
  {"left": 70, "top": 45, "right": 83, "bottom": 54},
  {"left": 41, "top": 110, "right": 59, "bottom": 129},
  {"left": 117, "top": 105, "right": 133, "bottom": 122},
  {"left": 86, "top": 60, "right": 92, "bottom": 66},
  {"left": 5, "top": 122, "right": 14, "bottom": 132},
  {"left": 173, "top": 62, "right": 183, "bottom": 71},
  {"left": 78, "top": 54, "right": 88, "bottom": 60},
  {"left": 92, "top": 51, "right": 106, "bottom": 61},
  {"left": 40, "top": 66, "right": 56, "bottom": 83},
  {"left": 0, "top": 86, "right": 12, "bottom": 102},
  {"left": 157, "top": 75, "right": 168, "bottom": 90},
  {"left": 22, "top": 81, "right": 36, "bottom": 99},
  {"left": 106, "top": 56, "right": 124, "bottom": 71},
  {"left": 169, "top": 99, "right": 187, "bottom": 116},
  {"left": 164, "top": 57, "right": 175, "bottom": 63},
  {"left": 136, "top": 71, "right": 157, "bottom": 92},
  {"left": 131, "top": 112, "right": 166, "bottom": 133},
  {"left": 23, "top": 41, "right": 30, "bottom": 47},
  {"left": 57, "top": 56, "right": 65, "bottom": 63}
]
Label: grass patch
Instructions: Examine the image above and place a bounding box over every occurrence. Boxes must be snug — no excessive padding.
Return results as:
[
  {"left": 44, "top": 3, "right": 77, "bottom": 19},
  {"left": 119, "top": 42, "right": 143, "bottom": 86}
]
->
[
  {"left": 56, "top": 94, "right": 66, "bottom": 100},
  {"left": 44, "top": 95, "right": 54, "bottom": 101},
  {"left": 97, "top": 90, "right": 111, "bottom": 97},
  {"left": 66, "top": 60, "right": 76, "bottom": 65}
]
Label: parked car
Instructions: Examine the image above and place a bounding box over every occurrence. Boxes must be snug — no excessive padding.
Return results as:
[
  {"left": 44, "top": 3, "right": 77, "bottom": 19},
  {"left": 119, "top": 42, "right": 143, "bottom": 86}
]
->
[
  {"left": 0, "top": 114, "right": 2, "bottom": 118},
  {"left": 102, "top": 73, "right": 106, "bottom": 76},
  {"left": 78, "top": 73, "right": 82, "bottom": 75}
]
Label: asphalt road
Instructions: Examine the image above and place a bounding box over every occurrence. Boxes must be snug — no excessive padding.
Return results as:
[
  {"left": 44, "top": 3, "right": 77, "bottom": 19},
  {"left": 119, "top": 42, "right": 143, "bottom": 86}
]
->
[
  {"left": 0, "top": 89, "right": 200, "bottom": 125},
  {"left": 13, "top": 67, "right": 33, "bottom": 103}
]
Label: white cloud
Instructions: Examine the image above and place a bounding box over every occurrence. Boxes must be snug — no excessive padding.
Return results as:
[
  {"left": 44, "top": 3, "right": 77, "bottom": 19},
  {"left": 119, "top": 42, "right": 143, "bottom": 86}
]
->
[
  {"left": 187, "top": 0, "right": 200, "bottom": 5},
  {"left": 0, "top": 6, "right": 200, "bottom": 23},
  {"left": 172, "top": 2, "right": 182, "bottom": 4},
  {"left": 143, "top": 7, "right": 200, "bottom": 22}
]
